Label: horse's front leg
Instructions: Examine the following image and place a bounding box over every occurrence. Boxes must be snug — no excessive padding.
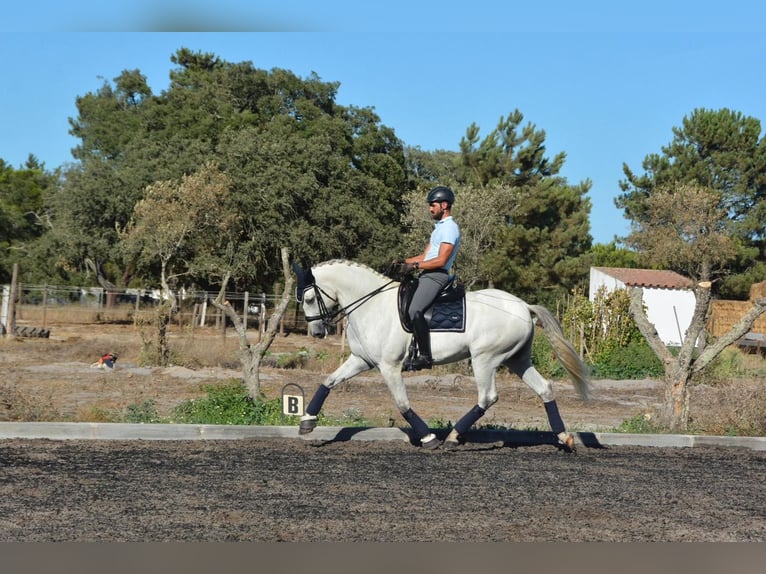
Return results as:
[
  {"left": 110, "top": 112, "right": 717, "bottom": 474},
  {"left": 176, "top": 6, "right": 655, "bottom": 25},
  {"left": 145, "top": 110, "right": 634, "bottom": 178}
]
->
[
  {"left": 299, "top": 354, "right": 372, "bottom": 435},
  {"left": 378, "top": 364, "right": 441, "bottom": 450}
]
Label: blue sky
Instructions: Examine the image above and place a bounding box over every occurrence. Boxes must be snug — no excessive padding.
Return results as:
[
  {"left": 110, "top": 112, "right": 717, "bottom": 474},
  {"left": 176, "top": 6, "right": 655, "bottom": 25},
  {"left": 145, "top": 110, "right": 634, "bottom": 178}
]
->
[{"left": 2, "top": 2, "right": 765, "bottom": 245}]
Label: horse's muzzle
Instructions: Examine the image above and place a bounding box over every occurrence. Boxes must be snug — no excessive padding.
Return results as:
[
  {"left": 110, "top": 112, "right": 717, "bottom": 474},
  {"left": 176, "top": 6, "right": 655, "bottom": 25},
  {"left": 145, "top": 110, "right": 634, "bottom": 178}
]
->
[{"left": 308, "top": 323, "right": 326, "bottom": 338}]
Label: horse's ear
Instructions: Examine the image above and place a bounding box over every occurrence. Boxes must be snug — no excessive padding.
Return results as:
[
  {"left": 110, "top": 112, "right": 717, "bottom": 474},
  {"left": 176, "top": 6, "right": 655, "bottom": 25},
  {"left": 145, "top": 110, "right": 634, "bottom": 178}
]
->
[
  {"left": 291, "top": 261, "right": 315, "bottom": 302},
  {"left": 292, "top": 262, "right": 306, "bottom": 302}
]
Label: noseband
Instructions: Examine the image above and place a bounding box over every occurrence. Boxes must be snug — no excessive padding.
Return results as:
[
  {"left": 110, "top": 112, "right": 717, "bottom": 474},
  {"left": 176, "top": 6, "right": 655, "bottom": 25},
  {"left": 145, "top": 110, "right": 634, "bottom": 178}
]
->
[{"left": 299, "top": 283, "right": 342, "bottom": 329}]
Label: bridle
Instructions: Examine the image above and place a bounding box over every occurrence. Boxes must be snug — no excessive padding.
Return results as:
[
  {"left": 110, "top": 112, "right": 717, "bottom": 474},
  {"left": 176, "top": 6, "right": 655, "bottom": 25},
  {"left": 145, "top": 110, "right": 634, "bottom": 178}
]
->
[{"left": 298, "top": 278, "right": 396, "bottom": 329}]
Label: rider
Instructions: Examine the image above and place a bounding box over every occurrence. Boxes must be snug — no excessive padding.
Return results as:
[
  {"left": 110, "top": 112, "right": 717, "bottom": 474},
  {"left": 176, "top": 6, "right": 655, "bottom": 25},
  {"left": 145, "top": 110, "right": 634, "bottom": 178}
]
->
[{"left": 401, "top": 185, "right": 461, "bottom": 371}]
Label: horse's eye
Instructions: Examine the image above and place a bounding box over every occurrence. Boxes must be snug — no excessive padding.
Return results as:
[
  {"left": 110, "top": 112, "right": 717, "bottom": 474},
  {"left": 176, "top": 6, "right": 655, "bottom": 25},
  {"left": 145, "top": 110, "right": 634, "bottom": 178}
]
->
[{"left": 304, "top": 291, "right": 315, "bottom": 304}]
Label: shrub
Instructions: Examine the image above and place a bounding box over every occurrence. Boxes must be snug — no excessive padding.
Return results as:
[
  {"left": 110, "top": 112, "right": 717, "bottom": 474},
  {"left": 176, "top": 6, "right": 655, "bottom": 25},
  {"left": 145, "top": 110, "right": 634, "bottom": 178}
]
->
[
  {"left": 614, "top": 413, "right": 664, "bottom": 434},
  {"left": 590, "top": 338, "right": 664, "bottom": 379},
  {"left": 698, "top": 347, "right": 750, "bottom": 385},
  {"left": 530, "top": 331, "right": 567, "bottom": 379},
  {"left": 172, "top": 379, "right": 299, "bottom": 426},
  {"left": 124, "top": 399, "right": 162, "bottom": 423}
]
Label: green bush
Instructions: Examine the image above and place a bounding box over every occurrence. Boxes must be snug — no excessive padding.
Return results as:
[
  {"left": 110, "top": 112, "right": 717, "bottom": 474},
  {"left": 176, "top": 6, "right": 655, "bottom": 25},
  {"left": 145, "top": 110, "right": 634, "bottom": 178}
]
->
[
  {"left": 124, "top": 399, "right": 162, "bottom": 423},
  {"left": 172, "top": 379, "right": 299, "bottom": 426},
  {"left": 590, "top": 338, "right": 664, "bottom": 379},
  {"left": 699, "top": 347, "right": 749, "bottom": 385},
  {"left": 614, "top": 413, "right": 663, "bottom": 434},
  {"left": 530, "top": 332, "right": 567, "bottom": 379}
]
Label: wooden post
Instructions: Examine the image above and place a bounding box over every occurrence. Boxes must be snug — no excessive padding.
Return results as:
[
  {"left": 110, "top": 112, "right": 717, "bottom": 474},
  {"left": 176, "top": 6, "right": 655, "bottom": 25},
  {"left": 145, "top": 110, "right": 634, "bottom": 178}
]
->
[
  {"left": 258, "top": 293, "right": 266, "bottom": 342},
  {"left": 199, "top": 297, "right": 208, "bottom": 327},
  {"left": 42, "top": 285, "right": 48, "bottom": 330},
  {"left": 243, "top": 291, "right": 249, "bottom": 332},
  {"left": 6, "top": 263, "right": 18, "bottom": 339},
  {"left": 190, "top": 303, "right": 198, "bottom": 339}
]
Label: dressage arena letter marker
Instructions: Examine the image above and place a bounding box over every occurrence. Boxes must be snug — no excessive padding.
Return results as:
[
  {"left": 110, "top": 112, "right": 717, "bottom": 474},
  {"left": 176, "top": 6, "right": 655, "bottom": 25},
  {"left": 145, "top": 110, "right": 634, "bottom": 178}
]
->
[
  {"left": 281, "top": 383, "right": 305, "bottom": 423},
  {"left": 283, "top": 395, "right": 303, "bottom": 415}
]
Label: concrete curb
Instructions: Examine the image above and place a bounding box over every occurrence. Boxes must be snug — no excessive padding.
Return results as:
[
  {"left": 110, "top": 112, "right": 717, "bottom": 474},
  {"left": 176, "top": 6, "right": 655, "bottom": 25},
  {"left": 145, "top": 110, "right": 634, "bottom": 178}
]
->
[{"left": 0, "top": 422, "right": 763, "bottom": 451}]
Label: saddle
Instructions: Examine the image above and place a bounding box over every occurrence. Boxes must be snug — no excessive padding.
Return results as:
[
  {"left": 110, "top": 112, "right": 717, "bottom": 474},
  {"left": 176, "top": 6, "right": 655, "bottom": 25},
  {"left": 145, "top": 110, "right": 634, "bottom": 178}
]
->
[{"left": 397, "top": 275, "right": 467, "bottom": 333}]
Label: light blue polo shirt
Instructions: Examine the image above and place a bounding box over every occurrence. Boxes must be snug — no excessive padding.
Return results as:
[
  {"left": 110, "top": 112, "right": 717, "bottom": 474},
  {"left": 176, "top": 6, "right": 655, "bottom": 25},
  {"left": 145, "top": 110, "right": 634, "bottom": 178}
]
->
[{"left": 425, "top": 216, "right": 461, "bottom": 272}]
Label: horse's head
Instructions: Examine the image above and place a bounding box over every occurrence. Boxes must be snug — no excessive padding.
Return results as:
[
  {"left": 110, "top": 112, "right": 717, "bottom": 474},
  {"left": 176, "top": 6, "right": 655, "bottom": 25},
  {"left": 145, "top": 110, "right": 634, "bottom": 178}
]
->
[{"left": 292, "top": 262, "right": 338, "bottom": 338}]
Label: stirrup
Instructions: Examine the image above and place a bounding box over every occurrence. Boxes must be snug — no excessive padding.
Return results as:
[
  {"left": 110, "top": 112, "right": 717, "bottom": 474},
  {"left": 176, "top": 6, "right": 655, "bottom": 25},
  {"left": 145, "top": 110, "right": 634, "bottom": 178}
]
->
[{"left": 405, "top": 355, "right": 433, "bottom": 371}]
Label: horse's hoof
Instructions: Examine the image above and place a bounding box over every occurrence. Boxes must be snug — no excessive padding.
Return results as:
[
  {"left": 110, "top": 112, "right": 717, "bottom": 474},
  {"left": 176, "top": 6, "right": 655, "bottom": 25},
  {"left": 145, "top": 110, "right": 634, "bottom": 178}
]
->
[
  {"left": 557, "top": 432, "right": 576, "bottom": 453},
  {"left": 442, "top": 429, "right": 461, "bottom": 450},
  {"left": 299, "top": 417, "right": 317, "bottom": 435},
  {"left": 421, "top": 434, "right": 441, "bottom": 450}
]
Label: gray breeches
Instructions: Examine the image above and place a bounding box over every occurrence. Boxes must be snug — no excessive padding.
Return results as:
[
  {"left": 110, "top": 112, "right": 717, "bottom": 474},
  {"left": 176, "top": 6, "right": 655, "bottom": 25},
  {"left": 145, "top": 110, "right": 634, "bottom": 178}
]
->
[{"left": 408, "top": 271, "right": 450, "bottom": 321}]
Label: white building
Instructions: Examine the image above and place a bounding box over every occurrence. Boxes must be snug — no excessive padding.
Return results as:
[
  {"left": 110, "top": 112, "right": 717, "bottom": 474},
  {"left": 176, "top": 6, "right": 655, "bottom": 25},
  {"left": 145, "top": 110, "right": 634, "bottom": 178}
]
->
[{"left": 589, "top": 267, "right": 696, "bottom": 347}]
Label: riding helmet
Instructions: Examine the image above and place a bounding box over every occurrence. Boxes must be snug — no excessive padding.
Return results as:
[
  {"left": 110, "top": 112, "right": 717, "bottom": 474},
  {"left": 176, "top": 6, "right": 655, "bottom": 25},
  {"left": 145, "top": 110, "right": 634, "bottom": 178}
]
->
[{"left": 426, "top": 186, "right": 455, "bottom": 205}]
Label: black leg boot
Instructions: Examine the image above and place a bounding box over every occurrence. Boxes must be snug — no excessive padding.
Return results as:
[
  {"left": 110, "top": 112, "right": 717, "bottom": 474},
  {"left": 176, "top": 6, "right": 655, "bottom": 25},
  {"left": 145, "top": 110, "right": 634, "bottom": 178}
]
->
[{"left": 405, "top": 311, "right": 433, "bottom": 371}]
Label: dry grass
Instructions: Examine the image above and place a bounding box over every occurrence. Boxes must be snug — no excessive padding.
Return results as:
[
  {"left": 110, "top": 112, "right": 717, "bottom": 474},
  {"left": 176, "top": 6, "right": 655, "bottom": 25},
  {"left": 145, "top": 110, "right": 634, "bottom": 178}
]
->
[
  {"left": 690, "top": 380, "right": 766, "bottom": 436},
  {"left": 3, "top": 310, "right": 766, "bottom": 434}
]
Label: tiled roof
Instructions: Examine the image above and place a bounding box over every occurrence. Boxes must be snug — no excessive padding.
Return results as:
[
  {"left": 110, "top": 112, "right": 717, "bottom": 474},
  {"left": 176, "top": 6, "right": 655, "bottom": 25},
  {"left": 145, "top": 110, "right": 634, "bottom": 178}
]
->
[{"left": 593, "top": 267, "right": 694, "bottom": 290}]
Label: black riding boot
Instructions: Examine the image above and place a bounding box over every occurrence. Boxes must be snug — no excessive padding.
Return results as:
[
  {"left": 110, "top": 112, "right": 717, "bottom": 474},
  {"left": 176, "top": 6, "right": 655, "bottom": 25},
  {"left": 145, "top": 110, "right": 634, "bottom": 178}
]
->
[{"left": 406, "top": 311, "right": 433, "bottom": 371}]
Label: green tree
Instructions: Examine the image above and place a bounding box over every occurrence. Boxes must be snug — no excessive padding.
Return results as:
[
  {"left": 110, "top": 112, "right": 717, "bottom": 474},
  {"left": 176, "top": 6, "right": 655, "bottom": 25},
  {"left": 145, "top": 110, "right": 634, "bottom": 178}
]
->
[
  {"left": 218, "top": 100, "right": 407, "bottom": 286},
  {"left": 0, "top": 156, "right": 58, "bottom": 283},
  {"left": 42, "top": 48, "right": 408, "bottom": 293},
  {"left": 587, "top": 241, "right": 643, "bottom": 269},
  {"left": 452, "top": 111, "right": 593, "bottom": 303},
  {"left": 616, "top": 108, "right": 766, "bottom": 298},
  {"left": 624, "top": 182, "right": 766, "bottom": 431},
  {"left": 119, "top": 162, "right": 240, "bottom": 365}
]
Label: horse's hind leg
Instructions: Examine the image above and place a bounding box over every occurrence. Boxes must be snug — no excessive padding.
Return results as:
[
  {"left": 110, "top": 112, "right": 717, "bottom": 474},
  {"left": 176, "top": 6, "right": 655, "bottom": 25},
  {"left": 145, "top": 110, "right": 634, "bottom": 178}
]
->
[
  {"left": 378, "top": 364, "right": 441, "bottom": 449},
  {"left": 443, "top": 357, "right": 499, "bottom": 448},
  {"left": 299, "top": 354, "right": 371, "bottom": 435},
  {"left": 508, "top": 358, "right": 576, "bottom": 452}
]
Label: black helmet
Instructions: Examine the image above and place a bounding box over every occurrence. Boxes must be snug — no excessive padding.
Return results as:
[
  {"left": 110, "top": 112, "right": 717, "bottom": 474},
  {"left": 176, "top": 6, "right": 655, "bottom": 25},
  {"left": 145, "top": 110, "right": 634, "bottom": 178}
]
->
[{"left": 426, "top": 186, "right": 455, "bottom": 205}]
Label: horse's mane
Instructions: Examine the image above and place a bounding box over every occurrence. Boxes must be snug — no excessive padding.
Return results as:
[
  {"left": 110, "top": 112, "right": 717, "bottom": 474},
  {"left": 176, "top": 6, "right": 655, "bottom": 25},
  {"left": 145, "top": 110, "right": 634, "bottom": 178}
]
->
[{"left": 314, "top": 259, "right": 391, "bottom": 281}]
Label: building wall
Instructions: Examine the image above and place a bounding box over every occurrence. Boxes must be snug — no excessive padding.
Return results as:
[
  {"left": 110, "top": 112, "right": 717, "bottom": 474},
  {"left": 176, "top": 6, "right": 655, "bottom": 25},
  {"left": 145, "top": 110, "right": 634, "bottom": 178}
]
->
[
  {"left": 589, "top": 268, "right": 696, "bottom": 346},
  {"left": 589, "top": 268, "right": 626, "bottom": 296},
  {"left": 641, "top": 287, "right": 696, "bottom": 346}
]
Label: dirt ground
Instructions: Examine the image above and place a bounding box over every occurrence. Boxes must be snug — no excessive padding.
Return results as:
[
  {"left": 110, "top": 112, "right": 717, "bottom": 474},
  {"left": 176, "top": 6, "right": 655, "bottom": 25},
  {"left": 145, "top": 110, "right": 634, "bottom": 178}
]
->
[
  {"left": 0, "top": 321, "right": 666, "bottom": 431},
  {"left": 1, "top": 322, "right": 765, "bottom": 542},
  {"left": 0, "top": 438, "right": 764, "bottom": 542}
]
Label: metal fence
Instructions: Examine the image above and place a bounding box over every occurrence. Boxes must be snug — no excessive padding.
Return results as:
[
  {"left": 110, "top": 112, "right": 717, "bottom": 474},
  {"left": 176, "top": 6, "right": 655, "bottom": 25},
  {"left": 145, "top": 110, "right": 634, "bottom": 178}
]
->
[{"left": 1, "top": 283, "right": 310, "bottom": 335}]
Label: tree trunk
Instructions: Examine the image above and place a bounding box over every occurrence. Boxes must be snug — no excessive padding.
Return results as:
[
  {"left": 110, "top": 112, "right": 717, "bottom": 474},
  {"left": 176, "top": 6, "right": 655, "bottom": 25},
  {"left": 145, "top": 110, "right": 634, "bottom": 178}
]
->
[
  {"left": 156, "top": 301, "right": 173, "bottom": 367},
  {"left": 212, "top": 247, "right": 295, "bottom": 400},
  {"left": 629, "top": 285, "right": 766, "bottom": 433},
  {"left": 629, "top": 287, "right": 693, "bottom": 431},
  {"left": 665, "top": 367, "right": 691, "bottom": 432}
]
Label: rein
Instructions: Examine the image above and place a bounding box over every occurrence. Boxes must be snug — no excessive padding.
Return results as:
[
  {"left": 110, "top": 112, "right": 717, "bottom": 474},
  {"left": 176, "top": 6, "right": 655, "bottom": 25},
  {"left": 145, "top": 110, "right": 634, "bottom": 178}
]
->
[{"left": 304, "top": 279, "right": 397, "bottom": 327}]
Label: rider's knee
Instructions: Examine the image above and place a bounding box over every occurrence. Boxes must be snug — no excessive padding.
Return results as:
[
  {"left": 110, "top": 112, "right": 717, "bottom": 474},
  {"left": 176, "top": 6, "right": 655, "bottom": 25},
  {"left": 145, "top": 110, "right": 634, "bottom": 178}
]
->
[{"left": 410, "top": 309, "right": 425, "bottom": 322}]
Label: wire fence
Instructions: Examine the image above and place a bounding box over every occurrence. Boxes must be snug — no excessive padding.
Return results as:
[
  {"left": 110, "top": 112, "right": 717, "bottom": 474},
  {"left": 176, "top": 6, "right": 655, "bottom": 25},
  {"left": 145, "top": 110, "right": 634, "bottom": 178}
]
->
[{"left": 1, "top": 283, "right": 311, "bottom": 335}]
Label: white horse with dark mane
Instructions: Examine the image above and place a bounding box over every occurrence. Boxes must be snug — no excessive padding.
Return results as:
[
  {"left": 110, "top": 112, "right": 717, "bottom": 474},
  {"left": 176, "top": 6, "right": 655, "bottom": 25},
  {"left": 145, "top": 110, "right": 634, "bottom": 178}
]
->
[{"left": 293, "top": 259, "right": 590, "bottom": 451}]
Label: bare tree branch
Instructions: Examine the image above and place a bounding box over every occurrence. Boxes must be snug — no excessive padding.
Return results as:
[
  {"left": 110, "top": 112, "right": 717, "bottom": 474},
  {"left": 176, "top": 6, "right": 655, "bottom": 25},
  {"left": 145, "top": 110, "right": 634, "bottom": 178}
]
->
[
  {"left": 628, "top": 287, "right": 674, "bottom": 368},
  {"left": 693, "top": 297, "right": 766, "bottom": 373}
]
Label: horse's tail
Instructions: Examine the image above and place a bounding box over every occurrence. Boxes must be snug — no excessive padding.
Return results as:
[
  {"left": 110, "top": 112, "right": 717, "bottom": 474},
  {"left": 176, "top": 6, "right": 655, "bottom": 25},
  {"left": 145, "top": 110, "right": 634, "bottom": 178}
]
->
[{"left": 528, "top": 304, "right": 591, "bottom": 401}]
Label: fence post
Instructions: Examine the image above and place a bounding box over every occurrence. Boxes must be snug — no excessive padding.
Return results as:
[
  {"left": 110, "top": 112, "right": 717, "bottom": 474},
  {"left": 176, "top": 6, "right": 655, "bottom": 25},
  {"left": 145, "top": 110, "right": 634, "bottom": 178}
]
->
[
  {"left": 42, "top": 285, "right": 48, "bottom": 330},
  {"left": 259, "top": 292, "right": 266, "bottom": 341},
  {"left": 6, "top": 263, "right": 18, "bottom": 339},
  {"left": 243, "top": 291, "right": 249, "bottom": 331},
  {"left": 0, "top": 285, "right": 9, "bottom": 336},
  {"left": 199, "top": 297, "right": 208, "bottom": 327}
]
